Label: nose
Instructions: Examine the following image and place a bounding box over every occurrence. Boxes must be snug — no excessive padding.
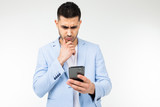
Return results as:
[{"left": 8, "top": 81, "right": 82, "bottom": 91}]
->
[{"left": 67, "top": 29, "right": 71, "bottom": 36}]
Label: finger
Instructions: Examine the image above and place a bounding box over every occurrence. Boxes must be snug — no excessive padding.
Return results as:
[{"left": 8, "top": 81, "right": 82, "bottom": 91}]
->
[
  {"left": 66, "top": 42, "right": 73, "bottom": 48},
  {"left": 78, "top": 90, "right": 86, "bottom": 94},
  {"left": 67, "top": 80, "right": 84, "bottom": 91},
  {"left": 70, "top": 84, "right": 86, "bottom": 92},
  {"left": 77, "top": 75, "right": 89, "bottom": 83},
  {"left": 68, "top": 48, "right": 75, "bottom": 55},
  {"left": 71, "top": 49, "right": 76, "bottom": 52},
  {"left": 68, "top": 79, "right": 87, "bottom": 88},
  {"left": 68, "top": 45, "right": 75, "bottom": 48},
  {"left": 68, "top": 48, "right": 75, "bottom": 52},
  {"left": 67, "top": 80, "right": 87, "bottom": 94},
  {"left": 66, "top": 41, "right": 73, "bottom": 45},
  {"left": 66, "top": 80, "right": 72, "bottom": 87},
  {"left": 66, "top": 80, "right": 76, "bottom": 87},
  {"left": 70, "top": 50, "right": 76, "bottom": 55},
  {"left": 71, "top": 50, "right": 76, "bottom": 55}
]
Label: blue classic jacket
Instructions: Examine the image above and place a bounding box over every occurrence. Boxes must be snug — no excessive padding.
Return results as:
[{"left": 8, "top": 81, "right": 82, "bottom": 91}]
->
[{"left": 33, "top": 38, "right": 112, "bottom": 107}]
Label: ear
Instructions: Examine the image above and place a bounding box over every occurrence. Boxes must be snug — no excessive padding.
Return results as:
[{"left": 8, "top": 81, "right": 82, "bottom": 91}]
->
[
  {"left": 80, "top": 20, "right": 82, "bottom": 24},
  {"left": 78, "top": 20, "right": 82, "bottom": 28},
  {"left": 55, "top": 20, "right": 58, "bottom": 28}
]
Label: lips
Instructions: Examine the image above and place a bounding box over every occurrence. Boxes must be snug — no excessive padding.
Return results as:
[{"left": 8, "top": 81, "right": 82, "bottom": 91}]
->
[{"left": 65, "top": 37, "right": 73, "bottom": 41}]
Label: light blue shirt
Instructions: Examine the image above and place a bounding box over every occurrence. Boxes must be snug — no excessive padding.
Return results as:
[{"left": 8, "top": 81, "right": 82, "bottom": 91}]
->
[{"left": 33, "top": 38, "right": 112, "bottom": 107}]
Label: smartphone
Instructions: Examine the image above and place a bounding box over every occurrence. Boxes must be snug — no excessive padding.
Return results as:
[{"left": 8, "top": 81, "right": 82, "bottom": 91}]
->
[{"left": 69, "top": 66, "right": 85, "bottom": 82}]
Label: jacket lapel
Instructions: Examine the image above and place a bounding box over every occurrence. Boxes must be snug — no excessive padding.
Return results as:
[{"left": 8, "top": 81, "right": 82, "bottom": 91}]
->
[
  {"left": 51, "top": 38, "right": 61, "bottom": 58},
  {"left": 77, "top": 38, "right": 86, "bottom": 66}
]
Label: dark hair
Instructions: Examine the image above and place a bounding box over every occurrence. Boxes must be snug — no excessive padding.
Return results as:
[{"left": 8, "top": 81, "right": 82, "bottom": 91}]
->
[{"left": 57, "top": 2, "right": 81, "bottom": 20}]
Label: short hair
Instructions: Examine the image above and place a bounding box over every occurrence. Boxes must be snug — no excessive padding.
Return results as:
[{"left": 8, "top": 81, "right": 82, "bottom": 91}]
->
[{"left": 57, "top": 2, "right": 81, "bottom": 20}]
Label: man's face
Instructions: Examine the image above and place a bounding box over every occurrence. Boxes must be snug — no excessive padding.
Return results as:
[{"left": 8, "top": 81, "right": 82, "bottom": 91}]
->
[{"left": 55, "top": 16, "right": 82, "bottom": 43}]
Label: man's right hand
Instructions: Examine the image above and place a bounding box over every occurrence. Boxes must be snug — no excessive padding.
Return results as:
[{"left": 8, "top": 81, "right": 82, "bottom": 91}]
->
[{"left": 58, "top": 39, "right": 76, "bottom": 66}]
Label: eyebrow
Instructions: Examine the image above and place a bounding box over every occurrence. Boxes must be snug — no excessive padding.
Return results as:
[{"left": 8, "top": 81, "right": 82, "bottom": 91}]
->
[{"left": 61, "top": 25, "right": 78, "bottom": 29}]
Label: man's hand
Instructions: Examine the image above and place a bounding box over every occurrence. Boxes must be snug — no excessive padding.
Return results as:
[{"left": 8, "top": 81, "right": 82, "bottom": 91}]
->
[
  {"left": 58, "top": 39, "right": 76, "bottom": 66},
  {"left": 66, "top": 75, "right": 95, "bottom": 94}
]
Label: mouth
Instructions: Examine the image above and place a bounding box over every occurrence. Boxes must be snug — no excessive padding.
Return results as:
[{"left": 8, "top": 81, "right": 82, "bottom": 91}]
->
[{"left": 64, "top": 37, "right": 73, "bottom": 42}]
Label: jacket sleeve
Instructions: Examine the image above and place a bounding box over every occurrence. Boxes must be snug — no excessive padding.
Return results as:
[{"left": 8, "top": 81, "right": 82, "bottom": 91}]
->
[
  {"left": 33, "top": 47, "right": 65, "bottom": 98},
  {"left": 93, "top": 45, "right": 112, "bottom": 105}
]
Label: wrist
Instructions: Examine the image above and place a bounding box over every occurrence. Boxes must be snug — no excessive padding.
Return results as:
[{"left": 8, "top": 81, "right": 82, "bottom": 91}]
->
[
  {"left": 89, "top": 83, "right": 95, "bottom": 94},
  {"left": 57, "top": 57, "right": 64, "bottom": 66}
]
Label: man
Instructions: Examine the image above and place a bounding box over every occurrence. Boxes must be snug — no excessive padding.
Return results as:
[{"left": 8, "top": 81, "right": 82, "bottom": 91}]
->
[{"left": 33, "top": 2, "right": 112, "bottom": 107}]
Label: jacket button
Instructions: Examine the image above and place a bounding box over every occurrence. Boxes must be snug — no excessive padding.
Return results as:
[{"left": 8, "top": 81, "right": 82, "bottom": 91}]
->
[{"left": 97, "top": 97, "right": 101, "bottom": 101}]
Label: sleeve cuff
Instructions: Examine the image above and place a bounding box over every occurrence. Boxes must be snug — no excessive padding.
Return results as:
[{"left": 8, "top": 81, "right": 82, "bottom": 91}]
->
[{"left": 48, "top": 59, "right": 65, "bottom": 83}]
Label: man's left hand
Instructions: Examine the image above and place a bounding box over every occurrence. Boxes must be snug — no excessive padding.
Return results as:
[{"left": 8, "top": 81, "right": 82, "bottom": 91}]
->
[{"left": 66, "top": 75, "right": 95, "bottom": 94}]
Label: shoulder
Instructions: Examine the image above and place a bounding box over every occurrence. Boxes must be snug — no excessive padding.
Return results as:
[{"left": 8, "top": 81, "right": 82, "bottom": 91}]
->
[
  {"left": 39, "top": 39, "right": 59, "bottom": 51},
  {"left": 79, "top": 38, "right": 100, "bottom": 50},
  {"left": 39, "top": 41, "right": 55, "bottom": 54},
  {"left": 79, "top": 38, "right": 99, "bottom": 47},
  {"left": 38, "top": 42, "right": 52, "bottom": 52}
]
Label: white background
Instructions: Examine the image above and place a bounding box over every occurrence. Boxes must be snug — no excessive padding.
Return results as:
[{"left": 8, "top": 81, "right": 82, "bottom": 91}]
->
[{"left": 0, "top": 0, "right": 160, "bottom": 107}]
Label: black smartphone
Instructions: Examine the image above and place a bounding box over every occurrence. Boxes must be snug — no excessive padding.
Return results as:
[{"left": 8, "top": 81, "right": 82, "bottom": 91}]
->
[{"left": 69, "top": 66, "right": 85, "bottom": 82}]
